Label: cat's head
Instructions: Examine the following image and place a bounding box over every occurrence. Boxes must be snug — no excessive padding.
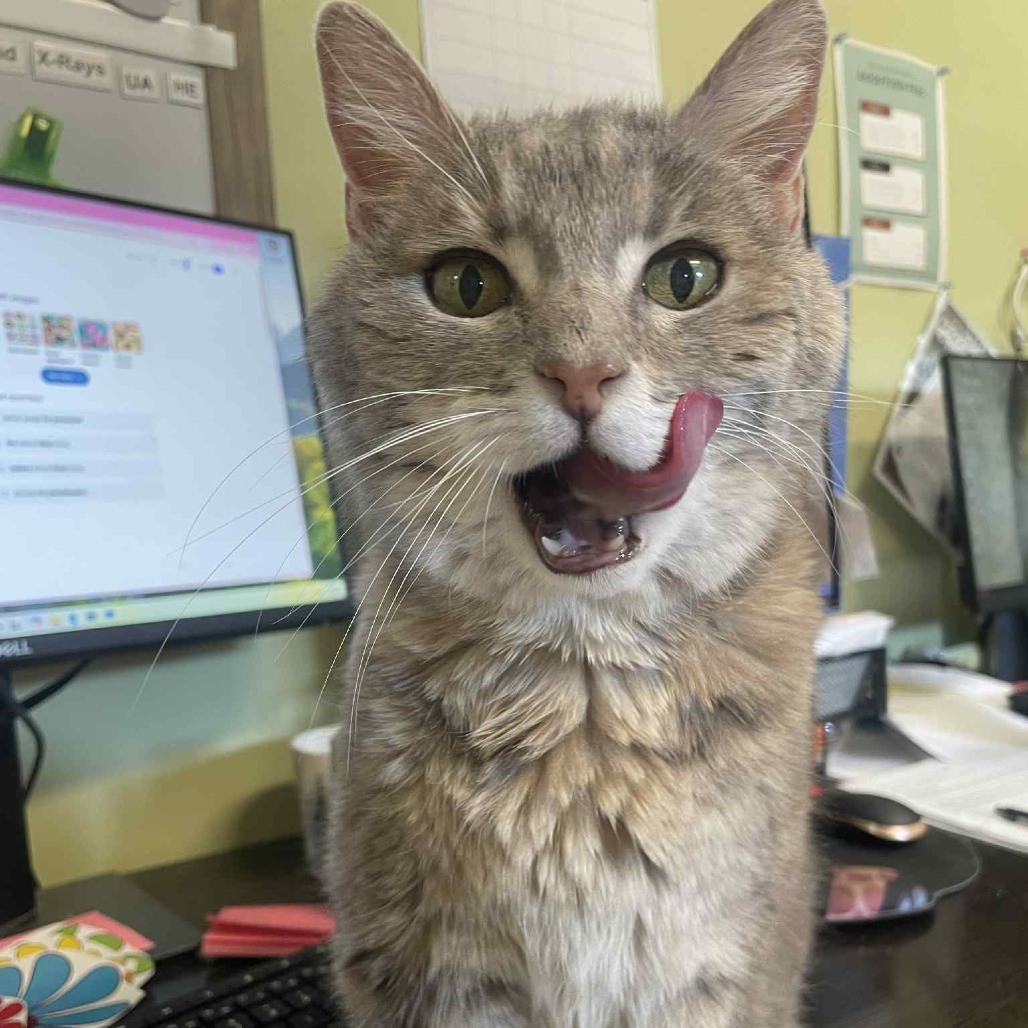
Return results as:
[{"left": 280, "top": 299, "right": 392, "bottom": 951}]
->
[{"left": 309, "top": 0, "right": 843, "bottom": 615}]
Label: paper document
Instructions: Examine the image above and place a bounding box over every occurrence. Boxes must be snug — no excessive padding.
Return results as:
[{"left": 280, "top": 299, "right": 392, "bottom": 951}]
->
[
  {"left": 885, "top": 663, "right": 1028, "bottom": 763},
  {"left": 860, "top": 161, "right": 926, "bottom": 215},
  {"left": 861, "top": 217, "right": 926, "bottom": 270},
  {"left": 858, "top": 102, "right": 925, "bottom": 160},
  {"left": 838, "top": 664, "right": 1028, "bottom": 853},
  {"left": 843, "top": 756, "right": 1028, "bottom": 854}
]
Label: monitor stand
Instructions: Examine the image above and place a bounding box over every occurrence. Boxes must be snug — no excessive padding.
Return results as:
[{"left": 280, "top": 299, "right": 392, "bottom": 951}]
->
[
  {"left": 992, "top": 609, "right": 1028, "bottom": 681},
  {"left": 0, "top": 668, "right": 201, "bottom": 957}
]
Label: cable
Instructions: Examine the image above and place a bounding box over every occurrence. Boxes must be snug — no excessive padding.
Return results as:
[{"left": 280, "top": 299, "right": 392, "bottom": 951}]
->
[
  {"left": 21, "top": 658, "right": 90, "bottom": 710},
  {"left": 0, "top": 659, "right": 89, "bottom": 800},
  {"left": 0, "top": 687, "right": 46, "bottom": 799},
  {"left": 13, "top": 701, "right": 45, "bottom": 799}
]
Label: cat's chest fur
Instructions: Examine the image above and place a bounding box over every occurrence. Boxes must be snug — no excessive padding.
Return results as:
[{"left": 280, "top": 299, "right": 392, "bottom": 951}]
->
[{"left": 334, "top": 534, "right": 819, "bottom": 1023}]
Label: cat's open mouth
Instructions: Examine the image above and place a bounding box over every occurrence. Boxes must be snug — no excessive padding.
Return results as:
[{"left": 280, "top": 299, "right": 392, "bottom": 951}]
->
[{"left": 514, "top": 392, "right": 724, "bottom": 574}]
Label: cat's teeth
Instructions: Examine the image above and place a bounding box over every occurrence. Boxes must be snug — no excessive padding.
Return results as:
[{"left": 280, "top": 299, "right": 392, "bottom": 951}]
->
[
  {"left": 541, "top": 534, "right": 565, "bottom": 556},
  {"left": 601, "top": 519, "right": 628, "bottom": 542},
  {"left": 600, "top": 533, "right": 626, "bottom": 553}
]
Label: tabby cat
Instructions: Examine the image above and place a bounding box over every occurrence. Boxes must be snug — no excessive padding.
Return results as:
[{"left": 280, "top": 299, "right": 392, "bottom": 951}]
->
[{"left": 309, "top": 0, "right": 843, "bottom": 1023}]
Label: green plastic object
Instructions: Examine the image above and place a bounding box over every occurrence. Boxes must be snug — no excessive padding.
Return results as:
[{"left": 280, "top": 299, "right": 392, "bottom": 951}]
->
[{"left": 0, "top": 108, "right": 63, "bottom": 185}]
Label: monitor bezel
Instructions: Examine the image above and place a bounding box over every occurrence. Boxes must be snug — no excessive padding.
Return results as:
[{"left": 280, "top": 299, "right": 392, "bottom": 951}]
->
[
  {"left": 0, "top": 180, "right": 353, "bottom": 669},
  {"left": 942, "top": 353, "right": 1028, "bottom": 614}
]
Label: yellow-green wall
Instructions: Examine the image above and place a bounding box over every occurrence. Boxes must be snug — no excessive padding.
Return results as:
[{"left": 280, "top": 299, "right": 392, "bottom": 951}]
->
[{"left": 25, "top": 0, "right": 1028, "bottom": 885}]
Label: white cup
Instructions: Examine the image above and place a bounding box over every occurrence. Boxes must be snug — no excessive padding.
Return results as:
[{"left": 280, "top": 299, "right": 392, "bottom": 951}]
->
[{"left": 291, "top": 725, "right": 339, "bottom": 875}]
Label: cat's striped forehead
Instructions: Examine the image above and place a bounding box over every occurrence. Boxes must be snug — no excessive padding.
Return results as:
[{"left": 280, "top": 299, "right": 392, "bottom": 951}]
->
[{"left": 469, "top": 105, "right": 681, "bottom": 269}]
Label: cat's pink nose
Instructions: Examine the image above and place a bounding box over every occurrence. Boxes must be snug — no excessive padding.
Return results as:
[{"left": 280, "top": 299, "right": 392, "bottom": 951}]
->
[{"left": 539, "top": 360, "right": 625, "bottom": 420}]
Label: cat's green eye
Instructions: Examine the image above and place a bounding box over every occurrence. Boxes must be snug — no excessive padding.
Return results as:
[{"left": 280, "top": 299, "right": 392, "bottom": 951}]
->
[
  {"left": 428, "top": 254, "right": 510, "bottom": 318},
  {"left": 642, "top": 247, "right": 721, "bottom": 311}
]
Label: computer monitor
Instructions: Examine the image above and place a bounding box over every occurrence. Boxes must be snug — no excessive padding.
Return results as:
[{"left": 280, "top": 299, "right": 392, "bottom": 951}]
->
[
  {"left": 942, "top": 354, "right": 1028, "bottom": 613},
  {"left": 0, "top": 182, "right": 351, "bottom": 668}
]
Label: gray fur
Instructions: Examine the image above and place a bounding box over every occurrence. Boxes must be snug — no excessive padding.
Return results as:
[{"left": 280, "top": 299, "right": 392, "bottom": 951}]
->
[{"left": 309, "top": 1, "right": 843, "bottom": 1024}]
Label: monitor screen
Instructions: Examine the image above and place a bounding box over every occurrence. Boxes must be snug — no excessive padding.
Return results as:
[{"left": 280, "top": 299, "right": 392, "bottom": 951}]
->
[
  {"left": 943, "top": 355, "right": 1028, "bottom": 612},
  {"left": 0, "top": 183, "right": 350, "bottom": 665}
]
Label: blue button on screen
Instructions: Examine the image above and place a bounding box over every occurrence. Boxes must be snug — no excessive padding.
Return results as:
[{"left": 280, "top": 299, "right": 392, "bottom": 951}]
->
[{"left": 41, "top": 368, "right": 89, "bottom": 385}]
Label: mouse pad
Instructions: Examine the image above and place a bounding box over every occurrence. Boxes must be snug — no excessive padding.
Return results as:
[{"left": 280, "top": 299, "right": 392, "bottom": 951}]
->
[
  {"left": 816, "top": 825, "right": 981, "bottom": 924},
  {"left": 33, "top": 874, "right": 200, "bottom": 960}
]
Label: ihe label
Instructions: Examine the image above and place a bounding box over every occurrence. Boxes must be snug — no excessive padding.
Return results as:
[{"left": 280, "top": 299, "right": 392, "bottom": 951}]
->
[{"left": 167, "top": 72, "right": 205, "bottom": 108}]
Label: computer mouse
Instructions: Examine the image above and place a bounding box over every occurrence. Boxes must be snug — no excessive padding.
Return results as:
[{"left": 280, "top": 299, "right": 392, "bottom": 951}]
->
[{"left": 818, "top": 788, "right": 926, "bottom": 843}]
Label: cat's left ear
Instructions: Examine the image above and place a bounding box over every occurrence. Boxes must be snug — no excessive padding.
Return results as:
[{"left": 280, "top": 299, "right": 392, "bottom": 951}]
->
[{"left": 677, "top": 0, "right": 826, "bottom": 236}]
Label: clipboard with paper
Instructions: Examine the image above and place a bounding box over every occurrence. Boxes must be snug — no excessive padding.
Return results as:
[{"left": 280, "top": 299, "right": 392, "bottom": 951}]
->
[{"left": 873, "top": 291, "right": 994, "bottom": 553}]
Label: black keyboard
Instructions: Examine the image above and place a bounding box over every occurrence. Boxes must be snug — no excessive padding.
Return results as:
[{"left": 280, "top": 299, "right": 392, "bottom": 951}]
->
[{"left": 125, "top": 945, "right": 345, "bottom": 1028}]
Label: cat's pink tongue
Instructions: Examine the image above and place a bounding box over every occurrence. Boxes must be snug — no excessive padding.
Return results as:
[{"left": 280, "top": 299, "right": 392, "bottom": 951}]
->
[{"left": 564, "top": 392, "right": 723, "bottom": 518}]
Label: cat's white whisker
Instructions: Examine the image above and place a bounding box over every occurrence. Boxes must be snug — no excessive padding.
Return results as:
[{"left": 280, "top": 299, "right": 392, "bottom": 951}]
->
[
  {"left": 723, "top": 402, "right": 845, "bottom": 488},
  {"left": 481, "top": 458, "right": 510, "bottom": 559},
  {"left": 725, "top": 387, "right": 893, "bottom": 407},
  {"left": 257, "top": 439, "right": 452, "bottom": 637},
  {"left": 444, "top": 107, "right": 490, "bottom": 189},
  {"left": 707, "top": 442, "right": 839, "bottom": 576},
  {"left": 278, "top": 449, "right": 466, "bottom": 662},
  {"left": 308, "top": 437, "right": 484, "bottom": 722},
  {"left": 173, "top": 387, "right": 485, "bottom": 565},
  {"left": 137, "top": 416, "right": 500, "bottom": 715},
  {"left": 307, "top": 447, "right": 472, "bottom": 730},
  {"left": 349, "top": 448, "right": 495, "bottom": 752},
  {"left": 172, "top": 410, "right": 503, "bottom": 558},
  {"left": 342, "top": 441, "right": 495, "bottom": 763},
  {"left": 383, "top": 444, "right": 499, "bottom": 635},
  {"left": 722, "top": 416, "right": 873, "bottom": 521},
  {"left": 717, "top": 424, "right": 850, "bottom": 549}
]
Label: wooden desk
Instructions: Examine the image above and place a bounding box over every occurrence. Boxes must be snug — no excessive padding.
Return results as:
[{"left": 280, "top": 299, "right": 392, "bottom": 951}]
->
[{"left": 127, "top": 835, "right": 1028, "bottom": 1026}]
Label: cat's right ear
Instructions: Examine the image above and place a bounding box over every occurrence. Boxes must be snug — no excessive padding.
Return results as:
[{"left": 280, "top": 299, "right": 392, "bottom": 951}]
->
[{"left": 315, "top": 2, "right": 476, "bottom": 238}]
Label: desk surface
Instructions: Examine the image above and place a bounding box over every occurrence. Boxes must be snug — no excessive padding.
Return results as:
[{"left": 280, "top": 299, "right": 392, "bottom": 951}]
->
[{"left": 127, "top": 835, "right": 1028, "bottom": 1028}]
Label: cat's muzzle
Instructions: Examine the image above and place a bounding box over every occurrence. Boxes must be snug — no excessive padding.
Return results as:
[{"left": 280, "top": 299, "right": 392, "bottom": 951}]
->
[{"left": 514, "top": 392, "right": 723, "bottom": 575}]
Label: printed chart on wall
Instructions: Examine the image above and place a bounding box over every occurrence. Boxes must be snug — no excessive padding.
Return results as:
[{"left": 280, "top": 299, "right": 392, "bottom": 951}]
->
[
  {"left": 419, "top": 0, "right": 661, "bottom": 116},
  {"left": 834, "top": 36, "right": 948, "bottom": 289}
]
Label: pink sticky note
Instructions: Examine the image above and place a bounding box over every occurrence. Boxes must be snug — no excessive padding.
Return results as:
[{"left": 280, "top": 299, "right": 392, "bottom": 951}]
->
[
  {"left": 201, "top": 932, "right": 315, "bottom": 959},
  {"left": 206, "top": 905, "right": 334, "bottom": 936}
]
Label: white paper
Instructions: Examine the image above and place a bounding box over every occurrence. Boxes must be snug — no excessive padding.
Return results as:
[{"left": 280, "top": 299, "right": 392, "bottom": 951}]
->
[
  {"left": 814, "top": 611, "right": 893, "bottom": 659},
  {"left": 859, "top": 103, "right": 925, "bottom": 161},
  {"left": 860, "top": 163, "right": 925, "bottom": 215},
  {"left": 838, "top": 665, "right": 1028, "bottom": 853},
  {"left": 885, "top": 664, "right": 1028, "bottom": 763},
  {"left": 843, "top": 756, "right": 1028, "bottom": 853},
  {"left": 861, "top": 217, "right": 926, "bottom": 270},
  {"left": 419, "top": 0, "right": 661, "bottom": 116}
]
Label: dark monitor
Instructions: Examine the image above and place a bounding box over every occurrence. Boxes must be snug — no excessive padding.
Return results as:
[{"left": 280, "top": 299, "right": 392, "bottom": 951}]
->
[
  {"left": 0, "top": 182, "right": 351, "bottom": 667},
  {"left": 942, "top": 354, "right": 1028, "bottom": 613}
]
